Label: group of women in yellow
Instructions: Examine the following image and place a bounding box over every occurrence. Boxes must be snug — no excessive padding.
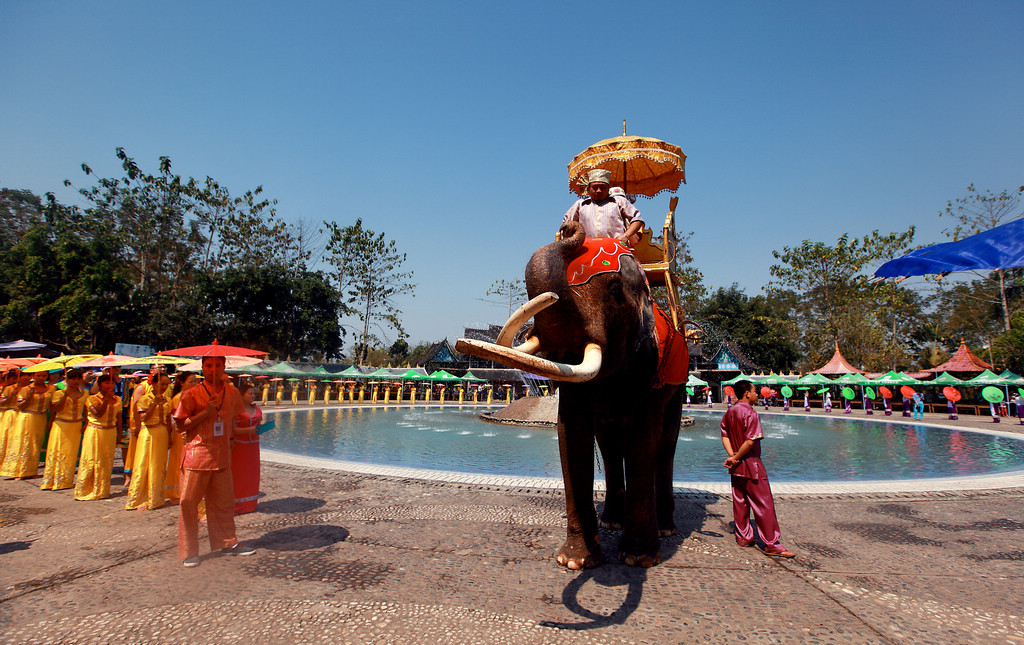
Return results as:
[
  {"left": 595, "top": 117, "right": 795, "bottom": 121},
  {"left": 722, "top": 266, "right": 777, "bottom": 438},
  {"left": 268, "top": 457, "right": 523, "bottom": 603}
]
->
[{"left": 0, "top": 365, "right": 265, "bottom": 518}]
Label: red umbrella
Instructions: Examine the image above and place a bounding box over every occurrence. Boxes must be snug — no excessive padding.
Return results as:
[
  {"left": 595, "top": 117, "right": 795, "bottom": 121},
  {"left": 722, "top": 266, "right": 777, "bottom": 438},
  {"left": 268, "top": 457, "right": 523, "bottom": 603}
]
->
[
  {"left": 878, "top": 386, "right": 893, "bottom": 399},
  {"left": 900, "top": 385, "right": 916, "bottom": 399},
  {"left": 723, "top": 386, "right": 735, "bottom": 398},
  {"left": 760, "top": 386, "right": 772, "bottom": 398},
  {"left": 161, "top": 339, "right": 268, "bottom": 358},
  {"left": 943, "top": 386, "right": 962, "bottom": 402}
]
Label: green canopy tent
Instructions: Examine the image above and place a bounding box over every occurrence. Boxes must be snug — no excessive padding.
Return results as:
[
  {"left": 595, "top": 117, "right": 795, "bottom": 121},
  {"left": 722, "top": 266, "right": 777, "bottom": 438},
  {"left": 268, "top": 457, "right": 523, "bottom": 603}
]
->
[
  {"left": 834, "top": 372, "right": 872, "bottom": 385},
  {"left": 929, "top": 372, "right": 966, "bottom": 386},
  {"left": 336, "top": 365, "right": 368, "bottom": 378},
  {"left": 429, "top": 370, "right": 462, "bottom": 381},
  {"left": 870, "top": 370, "right": 915, "bottom": 386},
  {"left": 721, "top": 373, "right": 768, "bottom": 385},
  {"left": 400, "top": 369, "right": 430, "bottom": 380},
  {"left": 964, "top": 369, "right": 1006, "bottom": 386},
  {"left": 794, "top": 373, "right": 833, "bottom": 386},
  {"left": 998, "top": 370, "right": 1024, "bottom": 386},
  {"left": 262, "top": 362, "right": 314, "bottom": 379},
  {"left": 461, "top": 371, "right": 486, "bottom": 382},
  {"left": 686, "top": 374, "right": 709, "bottom": 387}
]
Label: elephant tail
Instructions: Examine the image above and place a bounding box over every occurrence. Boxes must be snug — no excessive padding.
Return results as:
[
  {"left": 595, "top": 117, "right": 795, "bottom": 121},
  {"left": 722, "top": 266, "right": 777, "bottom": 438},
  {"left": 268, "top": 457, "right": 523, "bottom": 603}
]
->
[{"left": 556, "top": 221, "right": 587, "bottom": 260}]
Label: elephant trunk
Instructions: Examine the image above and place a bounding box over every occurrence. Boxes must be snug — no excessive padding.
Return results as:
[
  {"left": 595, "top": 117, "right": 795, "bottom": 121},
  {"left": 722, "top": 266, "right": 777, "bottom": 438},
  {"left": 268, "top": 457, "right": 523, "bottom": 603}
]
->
[{"left": 454, "top": 338, "right": 603, "bottom": 383}]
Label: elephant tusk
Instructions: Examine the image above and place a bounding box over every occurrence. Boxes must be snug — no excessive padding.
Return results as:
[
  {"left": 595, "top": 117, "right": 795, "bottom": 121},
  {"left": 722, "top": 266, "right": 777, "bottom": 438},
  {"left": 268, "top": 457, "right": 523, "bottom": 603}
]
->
[
  {"left": 496, "top": 292, "right": 559, "bottom": 347},
  {"left": 455, "top": 339, "right": 603, "bottom": 383},
  {"left": 515, "top": 335, "right": 542, "bottom": 355}
]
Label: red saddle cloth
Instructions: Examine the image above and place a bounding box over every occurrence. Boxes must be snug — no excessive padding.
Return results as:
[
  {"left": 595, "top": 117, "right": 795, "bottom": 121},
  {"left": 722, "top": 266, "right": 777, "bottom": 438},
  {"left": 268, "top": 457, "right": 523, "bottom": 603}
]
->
[
  {"left": 566, "top": 237, "right": 634, "bottom": 286},
  {"left": 653, "top": 303, "right": 689, "bottom": 387}
]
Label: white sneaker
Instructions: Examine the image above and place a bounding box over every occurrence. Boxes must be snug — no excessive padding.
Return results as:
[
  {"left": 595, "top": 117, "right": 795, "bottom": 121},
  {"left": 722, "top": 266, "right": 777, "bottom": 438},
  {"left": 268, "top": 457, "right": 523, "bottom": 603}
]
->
[{"left": 182, "top": 556, "right": 200, "bottom": 568}]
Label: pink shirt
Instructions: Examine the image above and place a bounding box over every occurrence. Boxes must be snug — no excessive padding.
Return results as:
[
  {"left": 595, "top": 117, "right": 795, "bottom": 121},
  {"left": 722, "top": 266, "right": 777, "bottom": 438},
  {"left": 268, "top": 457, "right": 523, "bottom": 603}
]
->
[
  {"left": 563, "top": 195, "right": 642, "bottom": 239},
  {"left": 720, "top": 401, "right": 766, "bottom": 479}
]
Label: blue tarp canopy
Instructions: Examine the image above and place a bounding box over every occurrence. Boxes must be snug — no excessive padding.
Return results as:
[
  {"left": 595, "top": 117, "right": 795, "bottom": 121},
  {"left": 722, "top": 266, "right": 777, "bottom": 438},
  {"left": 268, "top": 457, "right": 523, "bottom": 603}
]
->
[{"left": 874, "top": 218, "right": 1024, "bottom": 278}]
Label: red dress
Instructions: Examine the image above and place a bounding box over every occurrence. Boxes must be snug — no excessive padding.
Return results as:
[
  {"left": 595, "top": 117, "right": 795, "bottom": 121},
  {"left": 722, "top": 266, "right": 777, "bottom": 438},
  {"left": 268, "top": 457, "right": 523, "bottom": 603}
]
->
[{"left": 232, "top": 405, "right": 262, "bottom": 514}]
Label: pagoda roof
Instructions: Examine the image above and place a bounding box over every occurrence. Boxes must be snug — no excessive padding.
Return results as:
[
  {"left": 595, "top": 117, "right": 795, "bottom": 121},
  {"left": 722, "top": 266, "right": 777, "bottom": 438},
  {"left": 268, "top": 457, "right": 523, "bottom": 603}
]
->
[
  {"left": 924, "top": 340, "right": 992, "bottom": 374},
  {"left": 808, "top": 345, "right": 864, "bottom": 375}
]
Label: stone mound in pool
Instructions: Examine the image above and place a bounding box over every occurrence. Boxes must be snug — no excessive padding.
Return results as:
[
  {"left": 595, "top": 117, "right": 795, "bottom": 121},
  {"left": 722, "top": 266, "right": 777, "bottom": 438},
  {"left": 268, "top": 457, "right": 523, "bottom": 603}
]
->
[
  {"left": 480, "top": 395, "right": 557, "bottom": 428},
  {"left": 480, "top": 395, "right": 695, "bottom": 428}
]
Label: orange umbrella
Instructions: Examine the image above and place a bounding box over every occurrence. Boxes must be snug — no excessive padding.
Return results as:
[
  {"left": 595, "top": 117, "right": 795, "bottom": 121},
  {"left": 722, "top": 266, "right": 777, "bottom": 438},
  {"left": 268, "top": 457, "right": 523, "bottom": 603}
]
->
[{"left": 568, "top": 125, "right": 686, "bottom": 197}]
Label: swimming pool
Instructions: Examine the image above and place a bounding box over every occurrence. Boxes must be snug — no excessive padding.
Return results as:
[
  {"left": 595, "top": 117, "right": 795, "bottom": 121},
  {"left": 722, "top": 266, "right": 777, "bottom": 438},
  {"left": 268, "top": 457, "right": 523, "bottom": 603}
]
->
[{"left": 259, "top": 406, "right": 1024, "bottom": 484}]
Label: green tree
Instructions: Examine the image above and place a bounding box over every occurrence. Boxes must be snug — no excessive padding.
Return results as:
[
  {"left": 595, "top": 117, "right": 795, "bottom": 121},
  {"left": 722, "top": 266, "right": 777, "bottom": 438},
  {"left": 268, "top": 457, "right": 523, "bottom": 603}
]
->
[
  {"left": 768, "top": 228, "right": 916, "bottom": 370},
  {"left": 697, "top": 285, "right": 799, "bottom": 372},
  {"left": 485, "top": 278, "right": 526, "bottom": 319},
  {"left": 0, "top": 188, "right": 44, "bottom": 250},
  {"left": 324, "top": 218, "right": 416, "bottom": 365},
  {"left": 940, "top": 184, "right": 1024, "bottom": 331},
  {"left": 197, "top": 264, "right": 343, "bottom": 359}
]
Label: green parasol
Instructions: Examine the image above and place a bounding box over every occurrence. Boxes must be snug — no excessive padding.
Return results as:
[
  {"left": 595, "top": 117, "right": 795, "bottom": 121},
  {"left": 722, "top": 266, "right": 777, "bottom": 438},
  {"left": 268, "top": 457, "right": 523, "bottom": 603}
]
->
[
  {"left": 780, "top": 385, "right": 793, "bottom": 398},
  {"left": 982, "top": 386, "right": 1004, "bottom": 403},
  {"left": 864, "top": 386, "right": 875, "bottom": 400},
  {"left": 841, "top": 386, "right": 856, "bottom": 400}
]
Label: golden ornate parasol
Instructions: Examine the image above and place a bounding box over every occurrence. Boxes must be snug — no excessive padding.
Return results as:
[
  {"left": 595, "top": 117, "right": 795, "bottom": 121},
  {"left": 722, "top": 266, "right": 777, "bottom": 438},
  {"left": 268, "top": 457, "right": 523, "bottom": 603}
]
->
[{"left": 567, "top": 122, "right": 686, "bottom": 197}]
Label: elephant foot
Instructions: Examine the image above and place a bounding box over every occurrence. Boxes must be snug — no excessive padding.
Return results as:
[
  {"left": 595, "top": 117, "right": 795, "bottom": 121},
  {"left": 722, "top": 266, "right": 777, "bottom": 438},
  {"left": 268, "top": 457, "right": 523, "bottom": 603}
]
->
[
  {"left": 618, "top": 548, "right": 662, "bottom": 568},
  {"left": 599, "top": 519, "right": 622, "bottom": 530},
  {"left": 658, "top": 527, "right": 677, "bottom": 538},
  {"left": 617, "top": 533, "right": 662, "bottom": 567},
  {"left": 556, "top": 536, "right": 602, "bottom": 570}
]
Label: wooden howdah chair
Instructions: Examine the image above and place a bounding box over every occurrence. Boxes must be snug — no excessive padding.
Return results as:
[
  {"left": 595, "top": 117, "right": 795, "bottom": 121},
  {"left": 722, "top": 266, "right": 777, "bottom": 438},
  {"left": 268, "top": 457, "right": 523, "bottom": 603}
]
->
[{"left": 630, "top": 197, "right": 685, "bottom": 333}]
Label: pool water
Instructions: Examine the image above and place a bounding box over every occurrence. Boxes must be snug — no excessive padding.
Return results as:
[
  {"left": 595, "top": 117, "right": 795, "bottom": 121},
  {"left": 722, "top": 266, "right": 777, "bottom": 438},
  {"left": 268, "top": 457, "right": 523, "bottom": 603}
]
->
[{"left": 259, "top": 406, "right": 1024, "bottom": 483}]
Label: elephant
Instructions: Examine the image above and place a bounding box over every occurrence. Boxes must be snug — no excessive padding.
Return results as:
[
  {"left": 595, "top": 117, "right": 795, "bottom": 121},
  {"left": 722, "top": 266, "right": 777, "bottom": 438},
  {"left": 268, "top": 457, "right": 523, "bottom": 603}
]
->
[{"left": 456, "top": 221, "right": 687, "bottom": 569}]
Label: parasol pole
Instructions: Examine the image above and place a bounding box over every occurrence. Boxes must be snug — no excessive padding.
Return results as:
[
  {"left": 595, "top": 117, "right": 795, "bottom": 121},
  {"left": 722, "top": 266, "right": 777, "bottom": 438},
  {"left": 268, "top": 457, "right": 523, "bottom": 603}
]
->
[{"left": 622, "top": 119, "right": 628, "bottom": 193}]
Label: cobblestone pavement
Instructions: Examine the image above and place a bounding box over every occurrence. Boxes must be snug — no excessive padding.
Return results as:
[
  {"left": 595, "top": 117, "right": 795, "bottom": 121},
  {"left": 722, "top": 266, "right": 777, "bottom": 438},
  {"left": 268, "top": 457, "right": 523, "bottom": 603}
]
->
[{"left": 1, "top": 408, "right": 1023, "bottom": 644}]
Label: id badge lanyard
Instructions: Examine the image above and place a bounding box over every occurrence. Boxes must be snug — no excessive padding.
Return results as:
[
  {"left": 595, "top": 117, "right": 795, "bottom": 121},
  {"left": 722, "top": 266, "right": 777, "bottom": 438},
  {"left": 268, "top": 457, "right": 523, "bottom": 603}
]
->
[{"left": 201, "top": 382, "right": 226, "bottom": 437}]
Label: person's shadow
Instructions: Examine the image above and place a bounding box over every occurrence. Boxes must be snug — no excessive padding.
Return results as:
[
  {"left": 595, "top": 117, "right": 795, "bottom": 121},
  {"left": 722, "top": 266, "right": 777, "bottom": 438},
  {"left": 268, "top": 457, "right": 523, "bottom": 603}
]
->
[{"left": 541, "top": 494, "right": 715, "bottom": 630}]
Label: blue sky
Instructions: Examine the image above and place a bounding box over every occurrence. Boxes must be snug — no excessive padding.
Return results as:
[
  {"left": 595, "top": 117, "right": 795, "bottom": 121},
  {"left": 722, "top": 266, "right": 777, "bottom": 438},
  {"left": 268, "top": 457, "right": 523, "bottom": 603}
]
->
[{"left": 2, "top": 1, "right": 1022, "bottom": 349}]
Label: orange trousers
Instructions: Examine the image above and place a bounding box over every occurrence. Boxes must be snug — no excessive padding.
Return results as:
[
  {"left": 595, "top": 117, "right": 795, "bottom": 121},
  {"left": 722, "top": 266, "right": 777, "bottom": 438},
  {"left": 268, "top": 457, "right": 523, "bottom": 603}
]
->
[{"left": 178, "top": 467, "right": 238, "bottom": 559}]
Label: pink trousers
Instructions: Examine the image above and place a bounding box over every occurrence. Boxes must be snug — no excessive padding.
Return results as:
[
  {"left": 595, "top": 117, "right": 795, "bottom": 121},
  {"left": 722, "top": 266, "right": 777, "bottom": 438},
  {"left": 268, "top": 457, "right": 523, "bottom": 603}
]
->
[{"left": 731, "top": 474, "right": 784, "bottom": 548}]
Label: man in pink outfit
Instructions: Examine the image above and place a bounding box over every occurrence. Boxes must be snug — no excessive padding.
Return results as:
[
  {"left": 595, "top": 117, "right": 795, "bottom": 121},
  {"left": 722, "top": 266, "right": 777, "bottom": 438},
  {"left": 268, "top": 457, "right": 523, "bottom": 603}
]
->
[{"left": 720, "top": 379, "right": 795, "bottom": 558}]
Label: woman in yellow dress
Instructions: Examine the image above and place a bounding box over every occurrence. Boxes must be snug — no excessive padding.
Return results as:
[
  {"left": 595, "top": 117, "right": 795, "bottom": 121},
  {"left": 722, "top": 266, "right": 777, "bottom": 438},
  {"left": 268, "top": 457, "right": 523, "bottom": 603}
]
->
[
  {"left": 125, "top": 372, "right": 172, "bottom": 510},
  {"left": 0, "top": 368, "right": 24, "bottom": 467},
  {"left": 0, "top": 370, "right": 52, "bottom": 479},
  {"left": 40, "top": 369, "right": 87, "bottom": 490},
  {"left": 164, "top": 371, "right": 197, "bottom": 504},
  {"left": 74, "top": 374, "right": 122, "bottom": 500}
]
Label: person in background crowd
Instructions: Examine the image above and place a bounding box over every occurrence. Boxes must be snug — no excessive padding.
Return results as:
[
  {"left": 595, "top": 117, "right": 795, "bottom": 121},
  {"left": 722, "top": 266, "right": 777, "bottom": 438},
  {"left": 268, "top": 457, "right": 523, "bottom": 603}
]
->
[
  {"left": 40, "top": 368, "right": 87, "bottom": 490},
  {"left": 232, "top": 383, "right": 264, "bottom": 514},
  {"left": 0, "top": 369, "right": 24, "bottom": 467},
  {"left": 0, "top": 370, "right": 52, "bottom": 480},
  {"left": 126, "top": 372, "right": 173, "bottom": 510},
  {"left": 74, "top": 374, "right": 122, "bottom": 500},
  {"left": 165, "top": 371, "right": 198, "bottom": 504}
]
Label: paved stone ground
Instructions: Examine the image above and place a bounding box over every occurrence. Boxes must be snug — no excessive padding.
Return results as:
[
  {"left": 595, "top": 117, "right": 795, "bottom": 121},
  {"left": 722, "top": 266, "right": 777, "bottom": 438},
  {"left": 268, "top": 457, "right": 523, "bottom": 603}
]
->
[{"left": 1, "top": 408, "right": 1023, "bottom": 644}]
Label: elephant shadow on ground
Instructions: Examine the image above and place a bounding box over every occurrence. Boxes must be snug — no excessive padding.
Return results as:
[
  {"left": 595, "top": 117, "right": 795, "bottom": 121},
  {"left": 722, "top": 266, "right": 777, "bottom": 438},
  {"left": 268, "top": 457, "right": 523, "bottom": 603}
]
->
[
  {"left": 539, "top": 565, "right": 647, "bottom": 630},
  {"left": 541, "top": 496, "right": 715, "bottom": 629},
  {"left": 253, "top": 525, "right": 349, "bottom": 552}
]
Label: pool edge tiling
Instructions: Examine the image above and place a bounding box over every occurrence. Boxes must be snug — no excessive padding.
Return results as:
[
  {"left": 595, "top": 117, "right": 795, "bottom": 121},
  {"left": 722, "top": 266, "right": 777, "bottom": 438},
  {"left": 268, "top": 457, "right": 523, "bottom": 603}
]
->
[{"left": 261, "top": 448, "right": 1024, "bottom": 496}]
